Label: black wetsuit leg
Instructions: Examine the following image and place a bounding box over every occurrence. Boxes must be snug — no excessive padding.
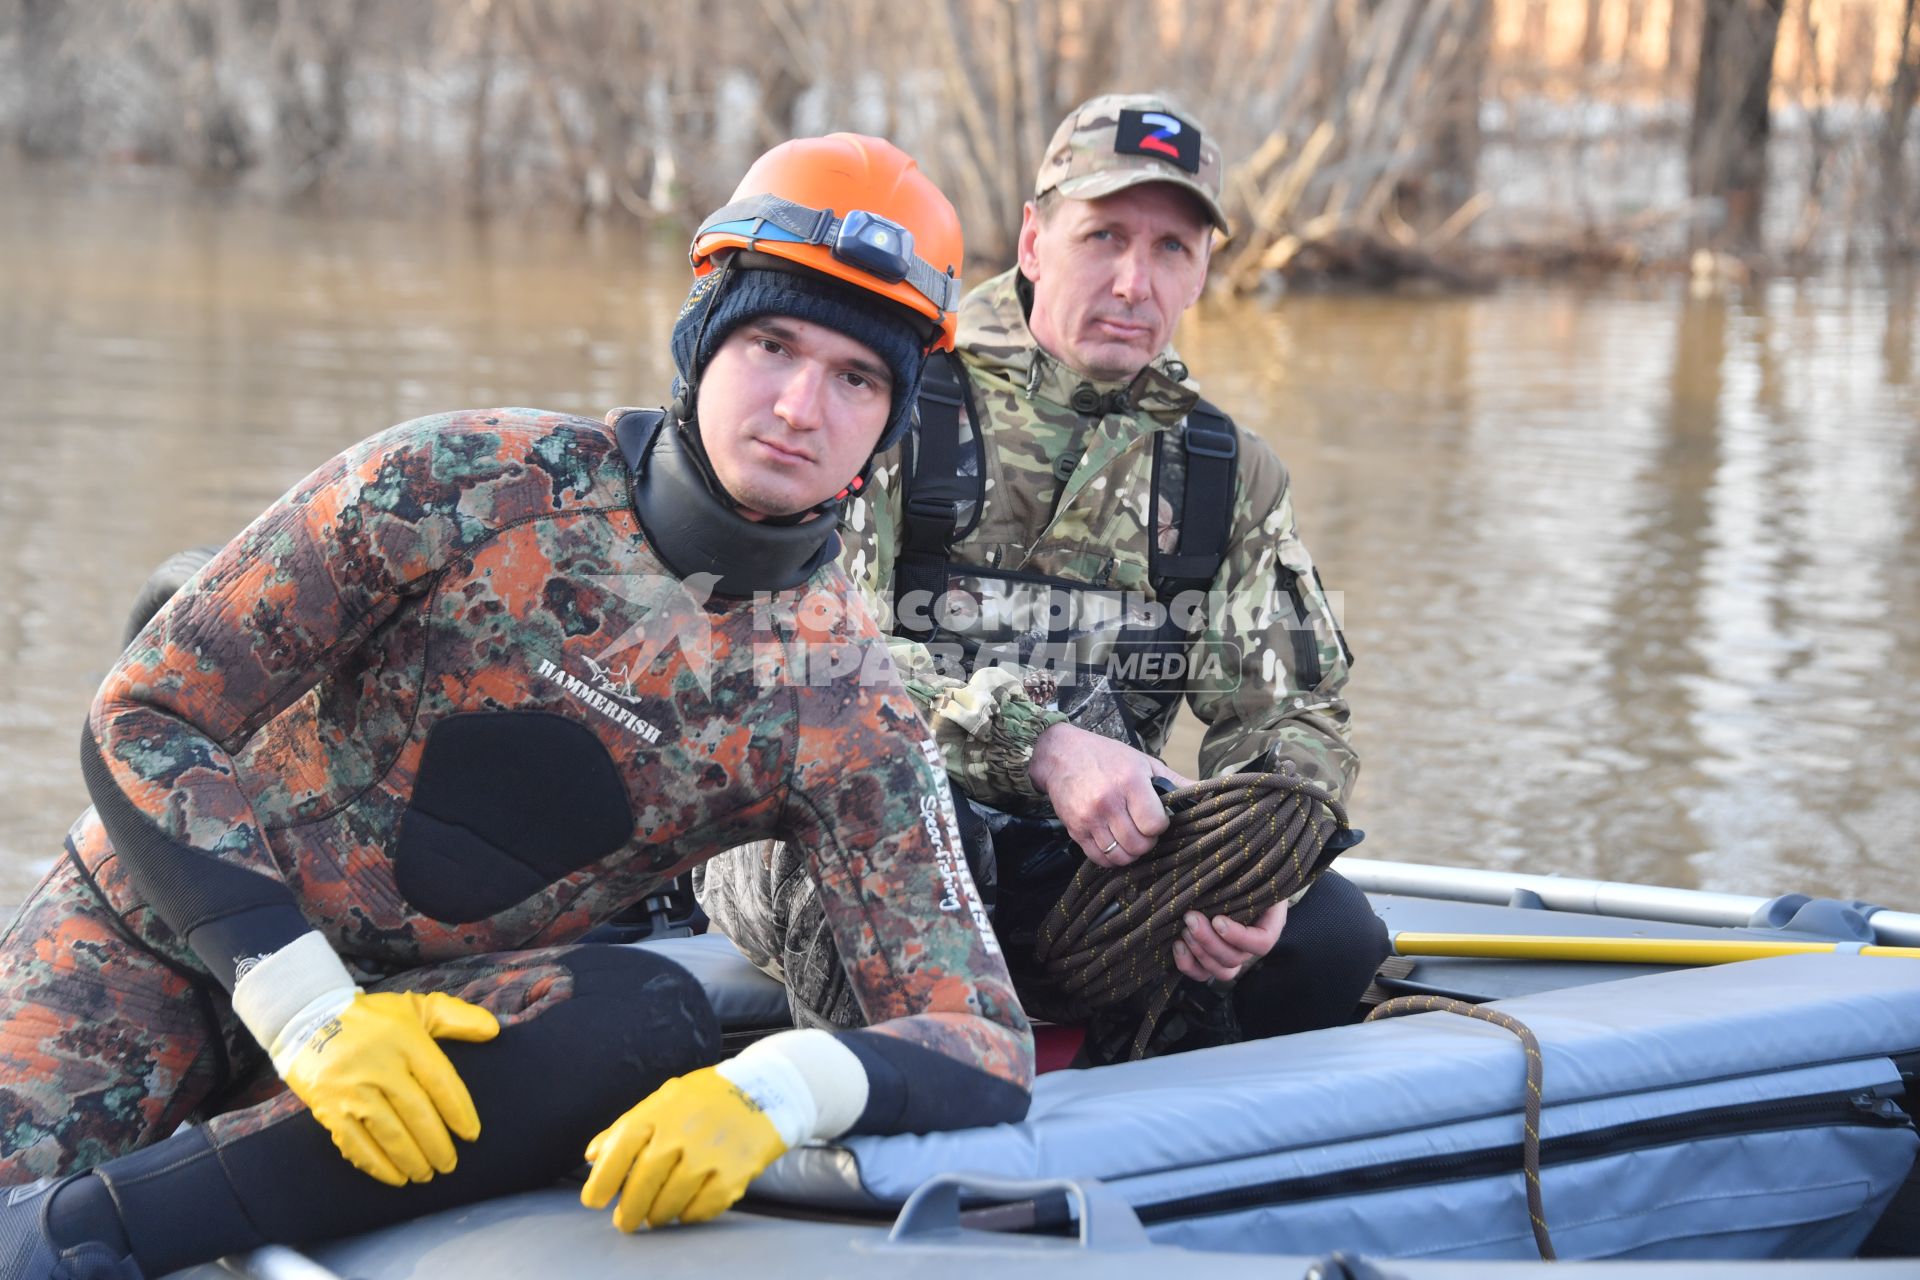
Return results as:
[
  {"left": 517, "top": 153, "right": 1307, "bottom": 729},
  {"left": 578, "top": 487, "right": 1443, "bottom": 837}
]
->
[{"left": 76, "top": 945, "right": 717, "bottom": 1275}]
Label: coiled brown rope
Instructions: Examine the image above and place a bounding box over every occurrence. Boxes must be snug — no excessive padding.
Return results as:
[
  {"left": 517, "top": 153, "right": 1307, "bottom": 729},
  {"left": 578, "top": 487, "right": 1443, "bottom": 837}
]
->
[
  {"left": 1366, "top": 996, "right": 1555, "bottom": 1261},
  {"left": 1032, "top": 770, "right": 1351, "bottom": 1060}
]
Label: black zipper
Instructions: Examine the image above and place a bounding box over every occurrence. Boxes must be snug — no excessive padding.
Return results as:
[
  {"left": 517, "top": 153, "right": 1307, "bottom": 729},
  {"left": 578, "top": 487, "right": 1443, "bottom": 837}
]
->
[
  {"left": 1278, "top": 572, "right": 1323, "bottom": 689},
  {"left": 1133, "top": 1087, "right": 1913, "bottom": 1226}
]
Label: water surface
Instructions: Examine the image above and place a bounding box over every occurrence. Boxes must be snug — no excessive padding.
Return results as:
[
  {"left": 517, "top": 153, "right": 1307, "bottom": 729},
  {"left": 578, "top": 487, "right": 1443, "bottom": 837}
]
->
[{"left": 3, "top": 166, "right": 1915, "bottom": 911}]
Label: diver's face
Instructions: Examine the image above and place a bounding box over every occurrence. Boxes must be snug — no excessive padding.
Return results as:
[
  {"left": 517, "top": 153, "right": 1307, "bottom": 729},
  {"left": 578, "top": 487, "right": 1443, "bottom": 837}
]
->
[{"left": 697, "top": 317, "right": 893, "bottom": 518}]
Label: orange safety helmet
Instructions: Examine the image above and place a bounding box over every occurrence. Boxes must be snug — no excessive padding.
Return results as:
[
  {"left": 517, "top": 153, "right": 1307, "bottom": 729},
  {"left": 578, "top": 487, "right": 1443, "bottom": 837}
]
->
[{"left": 689, "top": 134, "right": 964, "bottom": 352}]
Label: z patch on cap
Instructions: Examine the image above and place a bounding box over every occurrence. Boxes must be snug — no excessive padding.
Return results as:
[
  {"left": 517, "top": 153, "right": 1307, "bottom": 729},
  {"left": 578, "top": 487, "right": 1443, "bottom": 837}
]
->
[{"left": 1115, "top": 109, "right": 1202, "bottom": 175}]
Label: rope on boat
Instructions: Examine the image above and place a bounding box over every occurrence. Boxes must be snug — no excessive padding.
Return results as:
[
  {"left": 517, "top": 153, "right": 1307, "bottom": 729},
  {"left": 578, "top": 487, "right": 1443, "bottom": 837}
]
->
[
  {"left": 1033, "top": 769, "right": 1350, "bottom": 1060},
  {"left": 1366, "top": 996, "right": 1556, "bottom": 1261}
]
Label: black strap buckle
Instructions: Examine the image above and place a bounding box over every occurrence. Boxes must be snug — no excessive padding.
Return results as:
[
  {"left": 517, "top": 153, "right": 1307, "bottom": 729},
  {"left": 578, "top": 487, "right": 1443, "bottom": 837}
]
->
[
  {"left": 904, "top": 491, "right": 963, "bottom": 523},
  {"left": 917, "top": 379, "right": 966, "bottom": 411},
  {"left": 902, "top": 492, "right": 963, "bottom": 552},
  {"left": 1183, "top": 421, "right": 1238, "bottom": 460}
]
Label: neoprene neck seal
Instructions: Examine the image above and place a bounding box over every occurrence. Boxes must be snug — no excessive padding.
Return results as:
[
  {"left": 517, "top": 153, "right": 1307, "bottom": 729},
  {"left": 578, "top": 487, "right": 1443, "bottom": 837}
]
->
[{"left": 628, "top": 413, "right": 840, "bottom": 598}]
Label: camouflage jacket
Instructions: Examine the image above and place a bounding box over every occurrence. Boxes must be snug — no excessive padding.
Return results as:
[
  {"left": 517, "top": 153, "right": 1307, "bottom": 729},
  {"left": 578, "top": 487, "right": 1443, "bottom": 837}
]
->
[
  {"left": 842, "top": 268, "right": 1358, "bottom": 807},
  {"left": 80, "top": 409, "right": 1030, "bottom": 1120}
]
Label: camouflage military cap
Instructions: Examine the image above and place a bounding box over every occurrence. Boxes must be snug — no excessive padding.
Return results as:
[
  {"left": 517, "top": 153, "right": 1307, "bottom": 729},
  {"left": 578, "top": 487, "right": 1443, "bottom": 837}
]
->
[{"left": 1033, "top": 93, "right": 1229, "bottom": 234}]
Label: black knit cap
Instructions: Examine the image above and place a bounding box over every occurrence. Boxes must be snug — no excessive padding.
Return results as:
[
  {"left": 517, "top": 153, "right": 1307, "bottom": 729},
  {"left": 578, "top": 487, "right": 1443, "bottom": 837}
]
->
[{"left": 670, "top": 263, "right": 928, "bottom": 452}]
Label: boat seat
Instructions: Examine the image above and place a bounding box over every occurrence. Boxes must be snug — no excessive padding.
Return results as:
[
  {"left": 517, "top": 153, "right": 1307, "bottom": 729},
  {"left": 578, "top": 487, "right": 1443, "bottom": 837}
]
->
[{"left": 634, "top": 933, "right": 792, "bottom": 1033}]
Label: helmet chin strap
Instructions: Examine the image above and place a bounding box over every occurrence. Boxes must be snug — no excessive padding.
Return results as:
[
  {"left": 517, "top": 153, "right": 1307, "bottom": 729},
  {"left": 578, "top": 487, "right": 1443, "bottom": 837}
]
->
[
  {"left": 669, "top": 252, "right": 735, "bottom": 501},
  {"left": 672, "top": 296, "right": 783, "bottom": 518}
]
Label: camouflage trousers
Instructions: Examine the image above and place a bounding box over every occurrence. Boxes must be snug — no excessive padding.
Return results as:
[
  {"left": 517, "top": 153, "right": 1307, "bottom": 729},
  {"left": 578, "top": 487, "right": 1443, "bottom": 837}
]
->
[{"left": 0, "top": 853, "right": 610, "bottom": 1182}]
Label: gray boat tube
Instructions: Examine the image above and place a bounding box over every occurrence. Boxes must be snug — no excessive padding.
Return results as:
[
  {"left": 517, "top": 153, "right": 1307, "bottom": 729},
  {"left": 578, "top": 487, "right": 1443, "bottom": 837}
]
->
[{"left": 1339, "top": 858, "right": 1920, "bottom": 947}]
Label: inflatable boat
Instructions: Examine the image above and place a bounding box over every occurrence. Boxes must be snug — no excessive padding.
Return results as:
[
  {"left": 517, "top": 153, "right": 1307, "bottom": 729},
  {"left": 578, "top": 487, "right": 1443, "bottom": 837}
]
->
[
  {"left": 92, "top": 551, "right": 1920, "bottom": 1275},
  {"left": 168, "top": 859, "right": 1920, "bottom": 1280}
]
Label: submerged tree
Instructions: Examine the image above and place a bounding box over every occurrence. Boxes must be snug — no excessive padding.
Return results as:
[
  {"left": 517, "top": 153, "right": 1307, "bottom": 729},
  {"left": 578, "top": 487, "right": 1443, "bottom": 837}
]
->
[
  {"left": 12, "top": 0, "right": 87, "bottom": 156},
  {"left": 1687, "top": 0, "right": 1785, "bottom": 251},
  {"left": 1886, "top": 0, "right": 1920, "bottom": 254}
]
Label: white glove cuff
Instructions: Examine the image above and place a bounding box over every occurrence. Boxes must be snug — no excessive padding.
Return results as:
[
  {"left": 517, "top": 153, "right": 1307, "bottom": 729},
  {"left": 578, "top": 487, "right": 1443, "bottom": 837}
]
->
[
  {"left": 229, "top": 931, "right": 358, "bottom": 1072},
  {"left": 716, "top": 1029, "right": 869, "bottom": 1145}
]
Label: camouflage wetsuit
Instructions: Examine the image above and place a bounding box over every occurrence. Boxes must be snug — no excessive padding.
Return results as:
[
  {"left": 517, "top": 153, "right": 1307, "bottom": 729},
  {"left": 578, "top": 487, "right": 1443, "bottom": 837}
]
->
[
  {"left": 701, "top": 270, "right": 1387, "bottom": 1053},
  {"left": 0, "top": 408, "right": 1028, "bottom": 1203}
]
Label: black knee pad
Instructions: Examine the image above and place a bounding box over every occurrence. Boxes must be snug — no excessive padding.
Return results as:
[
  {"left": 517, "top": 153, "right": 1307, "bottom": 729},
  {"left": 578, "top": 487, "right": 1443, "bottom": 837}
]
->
[
  {"left": 558, "top": 944, "right": 721, "bottom": 1061},
  {"left": 413, "top": 944, "right": 723, "bottom": 1156}
]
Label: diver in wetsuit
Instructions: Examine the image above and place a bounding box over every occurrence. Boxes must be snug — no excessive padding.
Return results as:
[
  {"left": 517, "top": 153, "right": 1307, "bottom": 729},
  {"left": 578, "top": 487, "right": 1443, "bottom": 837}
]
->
[{"left": 0, "top": 135, "right": 1029, "bottom": 1279}]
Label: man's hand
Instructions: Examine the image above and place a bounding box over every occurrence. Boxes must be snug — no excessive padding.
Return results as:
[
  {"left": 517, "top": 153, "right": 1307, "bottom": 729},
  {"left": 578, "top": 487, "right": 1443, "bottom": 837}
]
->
[
  {"left": 1027, "top": 723, "right": 1193, "bottom": 867},
  {"left": 1172, "top": 900, "right": 1289, "bottom": 983}
]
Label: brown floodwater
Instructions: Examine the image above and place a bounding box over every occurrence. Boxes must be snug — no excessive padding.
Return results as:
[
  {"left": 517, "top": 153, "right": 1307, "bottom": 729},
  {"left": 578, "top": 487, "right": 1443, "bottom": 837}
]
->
[{"left": 2, "top": 165, "right": 1916, "bottom": 912}]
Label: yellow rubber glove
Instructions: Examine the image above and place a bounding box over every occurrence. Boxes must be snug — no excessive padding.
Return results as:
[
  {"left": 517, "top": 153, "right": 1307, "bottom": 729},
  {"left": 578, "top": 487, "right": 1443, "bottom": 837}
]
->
[
  {"left": 280, "top": 990, "right": 500, "bottom": 1187},
  {"left": 580, "top": 1067, "right": 788, "bottom": 1230}
]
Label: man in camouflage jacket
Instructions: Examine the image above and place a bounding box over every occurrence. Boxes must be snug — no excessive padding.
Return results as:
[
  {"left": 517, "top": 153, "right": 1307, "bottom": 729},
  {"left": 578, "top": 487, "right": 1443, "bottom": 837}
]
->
[
  {"left": 0, "top": 136, "right": 1028, "bottom": 1277},
  {"left": 701, "top": 95, "right": 1389, "bottom": 1062}
]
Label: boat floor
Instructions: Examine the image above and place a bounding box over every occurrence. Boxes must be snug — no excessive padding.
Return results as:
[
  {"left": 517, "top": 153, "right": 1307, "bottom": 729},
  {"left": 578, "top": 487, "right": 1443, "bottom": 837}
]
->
[{"left": 172, "top": 1185, "right": 1920, "bottom": 1280}]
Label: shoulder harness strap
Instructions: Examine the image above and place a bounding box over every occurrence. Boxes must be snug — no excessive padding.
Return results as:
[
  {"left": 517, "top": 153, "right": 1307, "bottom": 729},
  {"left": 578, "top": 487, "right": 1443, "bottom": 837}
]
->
[
  {"left": 1150, "top": 397, "right": 1239, "bottom": 601},
  {"left": 894, "top": 352, "right": 983, "bottom": 642}
]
